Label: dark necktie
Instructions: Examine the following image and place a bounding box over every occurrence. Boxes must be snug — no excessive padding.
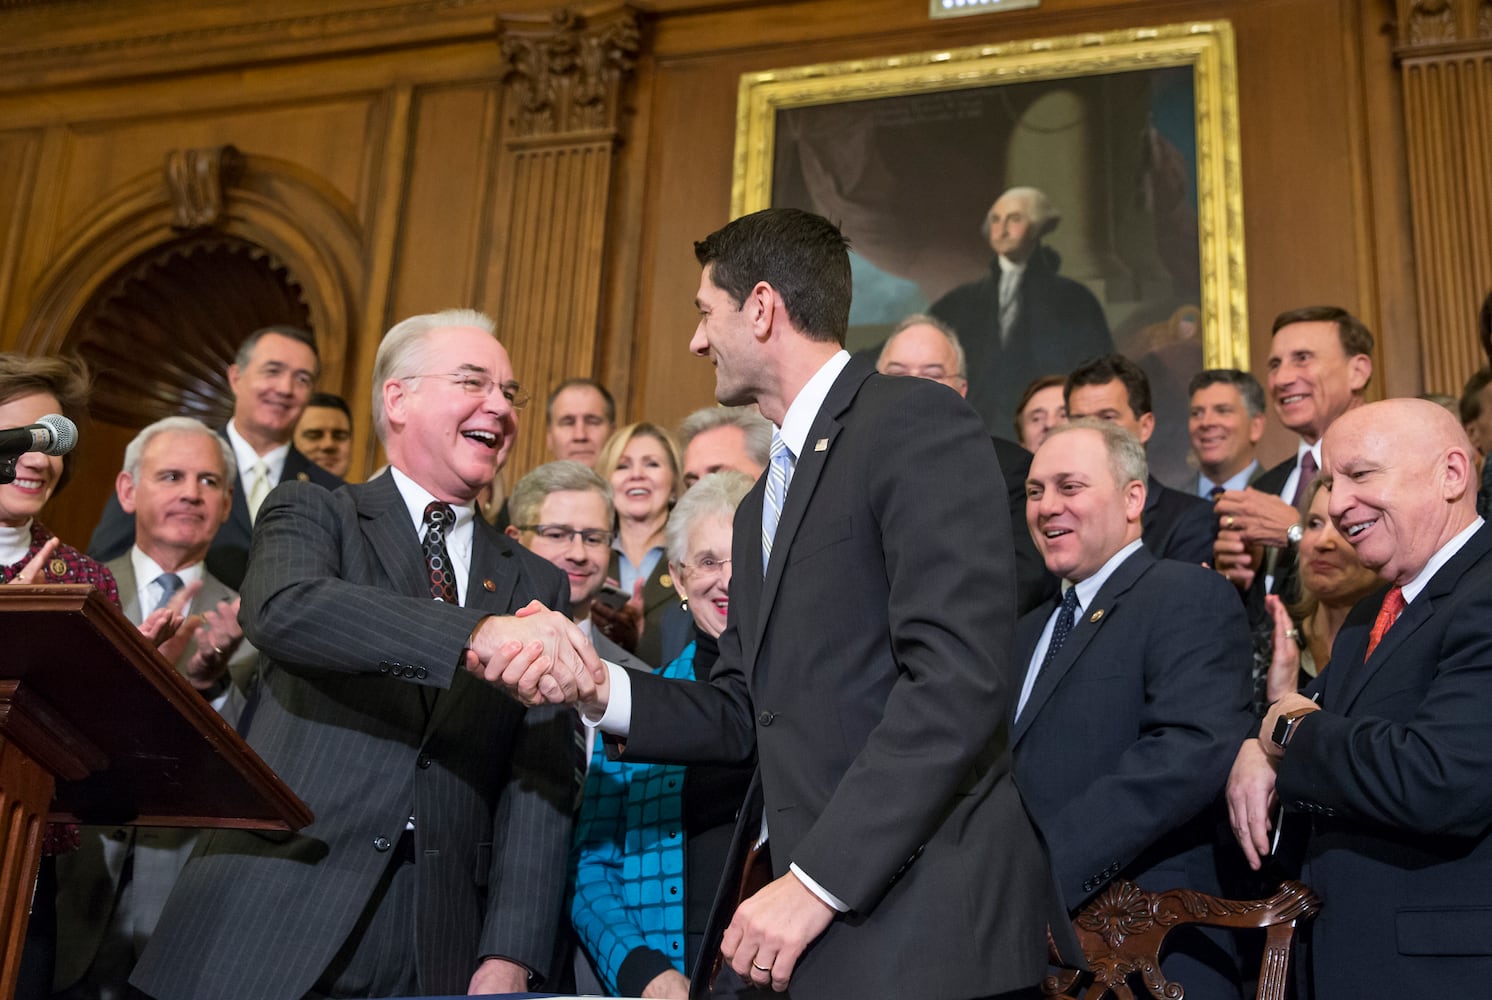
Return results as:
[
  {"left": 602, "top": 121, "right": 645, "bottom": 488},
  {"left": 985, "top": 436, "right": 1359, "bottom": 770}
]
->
[
  {"left": 422, "top": 502, "right": 459, "bottom": 605},
  {"left": 1042, "top": 588, "right": 1081, "bottom": 672},
  {"left": 1208, "top": 484, "right": 1225, "bottom": 501},
  {"left": 1364, "top": 585, "right": 1405, "bottom": 661},
  {"left": 154, "top": 572, "right": 184, "bottom": 612},
  {"left": 1290, "top": 451, "right": 1318, "bottom": 510}
]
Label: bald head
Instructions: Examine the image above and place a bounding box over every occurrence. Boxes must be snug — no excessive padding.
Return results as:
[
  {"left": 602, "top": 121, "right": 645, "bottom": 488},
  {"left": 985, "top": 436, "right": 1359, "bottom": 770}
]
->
[
  {"left": 877, "top": 316, "right": 967, "bottom": 396},
  {"left": 1322, "top": 398, "right": 1478, "bottom": 586}
]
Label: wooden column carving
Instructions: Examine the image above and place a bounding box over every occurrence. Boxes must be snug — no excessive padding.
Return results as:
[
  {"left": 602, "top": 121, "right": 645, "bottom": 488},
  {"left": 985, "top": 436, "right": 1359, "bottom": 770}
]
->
[
  {"left": 1395, "top": 0, "right": 1492, "bottom": 391},
  {"left": 495, "top": 6, "right": 639, "bottom": 476},
  {"left": 164, "top": 145, "right": 244, "bottom": 230}
]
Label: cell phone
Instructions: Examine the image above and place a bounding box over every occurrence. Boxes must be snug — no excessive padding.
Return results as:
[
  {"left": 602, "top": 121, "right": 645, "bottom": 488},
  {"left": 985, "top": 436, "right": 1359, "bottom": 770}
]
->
[{"left": 594, "top": 582, "right": 630, "bottom": 611}]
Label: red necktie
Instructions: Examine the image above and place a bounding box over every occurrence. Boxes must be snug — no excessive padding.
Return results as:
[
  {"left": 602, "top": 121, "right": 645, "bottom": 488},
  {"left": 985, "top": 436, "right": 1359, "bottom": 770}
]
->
[{"left": 1364, "top": 585, "right": 1405, "bottom": 661}]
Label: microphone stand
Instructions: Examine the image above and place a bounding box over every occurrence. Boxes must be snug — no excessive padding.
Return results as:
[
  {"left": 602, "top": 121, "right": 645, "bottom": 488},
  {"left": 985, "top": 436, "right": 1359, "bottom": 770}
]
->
[{"left": 0, "top": 453, "right": 18, "bottom": 486}]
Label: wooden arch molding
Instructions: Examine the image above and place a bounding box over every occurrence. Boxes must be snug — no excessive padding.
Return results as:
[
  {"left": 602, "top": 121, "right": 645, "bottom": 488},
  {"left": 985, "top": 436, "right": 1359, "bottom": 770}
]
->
[{"left": 18, "top": 148, "right": 365, "bottom": 395}]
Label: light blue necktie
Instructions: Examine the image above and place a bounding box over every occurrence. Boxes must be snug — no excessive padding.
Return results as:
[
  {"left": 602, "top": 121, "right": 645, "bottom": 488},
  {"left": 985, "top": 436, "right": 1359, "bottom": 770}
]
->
[
  {"left": 154, "top": 571, "right": 184, "bottom": 612},
  {"left": 761, "top": 432, "right": 795, "bottom": 576}
]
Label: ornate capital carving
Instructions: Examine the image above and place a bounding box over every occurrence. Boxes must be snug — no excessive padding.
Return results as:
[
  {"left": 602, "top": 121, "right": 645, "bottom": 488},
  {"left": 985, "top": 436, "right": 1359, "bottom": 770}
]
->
[
  {"left": 497, "top": 6, "right": 640, "bottom": 139},
  {"left": 1393, "top": 0, "right": 1492, "bottom": 50},
  {"left": 164, "top": 145, "right": 244, "bottom": 230}
]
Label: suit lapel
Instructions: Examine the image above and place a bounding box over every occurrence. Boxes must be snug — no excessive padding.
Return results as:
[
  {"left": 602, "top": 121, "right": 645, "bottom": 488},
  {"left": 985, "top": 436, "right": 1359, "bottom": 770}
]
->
[
  {"left": 1335, "top": 524, "right": 1492, "bottom": 712},
  {"left": 356, "top": 475, "right": 431, "bottom": 600},
  {"left": 1012, "top": 547, "right": 1153, "bottom": 745},
  {"left": 108, "top": 557, "right": 142, "bottom": 624},
  {"left": 750, "top": 361, "right": 869, "bottom": 667}
]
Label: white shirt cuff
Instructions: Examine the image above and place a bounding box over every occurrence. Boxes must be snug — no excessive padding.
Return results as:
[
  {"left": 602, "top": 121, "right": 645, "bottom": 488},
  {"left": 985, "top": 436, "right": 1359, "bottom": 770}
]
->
[
  {"left": 581, "top": 659, "right": 632, "bottom": 737},
  {"left": 790, "top": 863, "right": 849, "bottom": 913}
]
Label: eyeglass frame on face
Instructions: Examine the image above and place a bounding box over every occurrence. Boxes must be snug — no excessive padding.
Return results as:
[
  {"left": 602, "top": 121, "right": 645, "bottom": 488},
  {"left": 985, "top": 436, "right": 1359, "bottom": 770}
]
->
[
  {"left": 403, "top": 368, "right": 531, "bottom": 409},
  {"left": 681, "top": 554, "right": 732, "bottom": 578},
  {"left": 880, "top": 363, "right": 965, "bottom": 383},
  {"left": 516, "top": 524, "right": 613, "bottom": 548}
]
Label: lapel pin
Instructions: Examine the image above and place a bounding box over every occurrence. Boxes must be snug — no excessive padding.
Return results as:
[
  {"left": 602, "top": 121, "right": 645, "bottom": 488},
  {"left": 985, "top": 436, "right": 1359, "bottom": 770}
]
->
[
  {"left": 297, "top": 471, "right": 310, "bottom": 481},
  {"left": 482, "top": 578, "right": 496, "bottom": 593},
  {"left": 659, "top": 573, "right": 672, "bottom": 589},
  {"left": 48, "top": 558, "right": 67, "bottom": 578},
  {"left": 814, "top": 438, "right": 828, "bottom": 452},
  {"left": 1089, "top": 609, "right": 1105, "bottom": 623}
]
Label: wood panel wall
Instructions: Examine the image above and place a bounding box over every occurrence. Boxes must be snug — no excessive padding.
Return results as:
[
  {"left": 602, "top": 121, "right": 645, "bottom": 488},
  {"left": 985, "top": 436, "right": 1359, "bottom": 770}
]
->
[{"left": 0, "top": 0, "right": 1449, "bottom": 547}]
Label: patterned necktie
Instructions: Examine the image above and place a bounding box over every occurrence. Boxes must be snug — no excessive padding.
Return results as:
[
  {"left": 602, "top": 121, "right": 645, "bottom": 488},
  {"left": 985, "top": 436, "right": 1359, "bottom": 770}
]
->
[
  {"left": 761, "top": 432, "right": 795, "bottom": 576},
  {"left": 247, "top": 460, "right": 271, "bottom": 524},
  {"left": 422, "top": 501, "right": 459, "bottom": 604},
  {"left": 1290, "top": 450, "right": 1318, "bottom": 511},
  {"left": 1016, "top": 587, "right": 1081, "bottom": 719},
  {"left": 1364, "top": 585, "right": 1405, "bottom": 661},
  {"left": 998, "top": 267, "right": 1021, "bottom": 346},
  {"left": 154, "top": 571, "right": 183, "bottom": 612}
]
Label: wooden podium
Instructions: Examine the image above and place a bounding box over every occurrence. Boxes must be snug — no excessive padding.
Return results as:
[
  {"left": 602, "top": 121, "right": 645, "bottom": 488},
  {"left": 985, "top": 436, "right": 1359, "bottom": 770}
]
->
[{"left": 0, "top": 585, "right": 312, "bottom": 997}]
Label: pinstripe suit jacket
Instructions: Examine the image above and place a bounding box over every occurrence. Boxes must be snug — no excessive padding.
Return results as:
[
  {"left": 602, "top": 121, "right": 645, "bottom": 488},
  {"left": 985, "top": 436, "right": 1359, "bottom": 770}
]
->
[
  {"left": 53, "top": 555, "right": 250, "bottom": 992},
  {"left": 130, "top": 474, "right": 576, "bottom": 1000}
]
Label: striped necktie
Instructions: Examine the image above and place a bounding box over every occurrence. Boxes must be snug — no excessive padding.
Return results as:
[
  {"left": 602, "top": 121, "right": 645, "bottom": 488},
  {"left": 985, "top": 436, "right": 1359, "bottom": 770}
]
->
[{"left": 761, "top": 432, "right": 794, "bottom": 576}]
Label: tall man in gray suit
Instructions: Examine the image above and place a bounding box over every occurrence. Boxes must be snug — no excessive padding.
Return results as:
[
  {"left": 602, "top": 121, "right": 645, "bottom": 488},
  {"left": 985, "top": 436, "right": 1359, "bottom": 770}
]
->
[
  {"left": 132, "top": 309, "right": 602, "bottom": 999},
  {"left": 486, "top": 208, "right": 1058, "bottom": 999},
  {"left": 55, "top": 416, "right": 253, "bottom": 1000}
]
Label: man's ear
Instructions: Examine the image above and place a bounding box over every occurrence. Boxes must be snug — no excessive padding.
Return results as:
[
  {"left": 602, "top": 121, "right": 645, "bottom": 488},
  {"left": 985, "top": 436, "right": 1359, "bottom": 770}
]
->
[
  {"left": 1348, "top": 353, "right": 1373, "bottom": 393},
  {"left": 1136, "top": 411, "right": 1156, "bottom": 446},
  {"left": 116, "top": 471, "right": 137, "bottom": 514},
  {"left": 1248, "top": 413, "right": 1267, "bottom": 445},
  {"left": 745, "top": 281, "right": 776, "bottom": 342}
]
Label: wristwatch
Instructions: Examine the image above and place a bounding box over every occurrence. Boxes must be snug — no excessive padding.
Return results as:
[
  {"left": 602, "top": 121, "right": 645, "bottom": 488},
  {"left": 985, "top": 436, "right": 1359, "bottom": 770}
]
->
[
  {"left": 1286, "top": 522, "right": 1304, "bottom": 546},
  {"left": 1271, "top": 706, "right": 1316, "bottom": 750}
]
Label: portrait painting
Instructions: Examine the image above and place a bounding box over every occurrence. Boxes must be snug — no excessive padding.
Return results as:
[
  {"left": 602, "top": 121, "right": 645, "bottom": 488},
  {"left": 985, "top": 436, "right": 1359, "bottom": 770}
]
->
[{"left": 731, "top": 21, "right": 1246, "bottom": 485}]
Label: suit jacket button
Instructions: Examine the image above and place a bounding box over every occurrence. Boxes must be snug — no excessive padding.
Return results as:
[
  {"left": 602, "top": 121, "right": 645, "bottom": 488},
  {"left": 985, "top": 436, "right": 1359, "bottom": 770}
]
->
[
  {"left": 757, "top": 711, "right": 774, "bottom": 726},
  {"left": 373, "top": 836, "right": 392, "bottom": 852},
  {"left": 378, "top": 662, "right": 391, "bottom": 674},
  {"left": 416, "top": 666, "right": 429, "bottom": 680},
  {"left": 417, "top": 754, "right": 432, "bottom": 769}
]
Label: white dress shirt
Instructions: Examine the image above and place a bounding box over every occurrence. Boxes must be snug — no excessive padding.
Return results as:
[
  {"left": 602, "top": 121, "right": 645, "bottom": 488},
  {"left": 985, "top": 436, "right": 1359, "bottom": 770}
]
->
[
  {"left": 226, "top": 420, "right": 290, "bottom": 491},
  {"left": 388, "top": 466, "right": 476, "bottom": 606}
]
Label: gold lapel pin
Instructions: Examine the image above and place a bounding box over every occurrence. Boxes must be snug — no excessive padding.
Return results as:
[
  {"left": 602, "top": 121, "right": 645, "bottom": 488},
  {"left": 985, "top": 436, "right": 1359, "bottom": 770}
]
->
[
  {"left": 48, "top": 558, "right": 67, "bottom": 578},
  {"left": 297, "top": 471, "right": 310, "bottom": 481},
  {"left": 814, "top": 438, "right": 828, "bottom": 452},
  {"left": 482, "top": 579, "right": 496, "bottom": 593},
  {"left": 659, "top": 573, "right": 672, "bottom": 589},
  {"left": 1089, "top": 609, "right": 1105, "bottom": 623}
]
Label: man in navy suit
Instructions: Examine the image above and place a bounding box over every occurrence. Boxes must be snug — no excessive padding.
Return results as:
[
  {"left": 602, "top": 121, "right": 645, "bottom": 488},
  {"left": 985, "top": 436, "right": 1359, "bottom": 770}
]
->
[
  {"left": 87, "top": 325, "right": 343, "bottom": 589},
  {"left": 1014, "top": 419, "right": 1252, "bottom": 998},
  {"left": 1065, "top": 354, "right": 1215, "bottom": 565},
  {"left": 1228, "top": 398, "right": 1492, "bottom": 999}
]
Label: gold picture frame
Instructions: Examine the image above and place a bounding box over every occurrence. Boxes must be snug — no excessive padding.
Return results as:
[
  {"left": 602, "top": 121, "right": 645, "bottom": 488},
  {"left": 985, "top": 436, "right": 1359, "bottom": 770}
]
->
[{"left": 732, "top": 21, "right": 1246, "bottom": 480}]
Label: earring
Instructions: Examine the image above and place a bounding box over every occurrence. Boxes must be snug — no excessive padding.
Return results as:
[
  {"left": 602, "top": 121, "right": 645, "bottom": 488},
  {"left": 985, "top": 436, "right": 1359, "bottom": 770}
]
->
[{"left": 680, "top": 598, "right": 689, "bottom": 611}]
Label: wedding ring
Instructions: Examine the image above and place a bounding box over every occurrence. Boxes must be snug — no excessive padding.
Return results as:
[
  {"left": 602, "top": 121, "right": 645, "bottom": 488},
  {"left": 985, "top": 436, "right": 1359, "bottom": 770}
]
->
[
  {"left": 211, "top": 643, "right": 225, "bottom": 656},
  {"left": 1284, "top": 629, "right": 1300, "bottom": 641},
  {"left": 1223, "top": 515, "right": 1234, "bottom": 529},
  {"left": 752, "top": 961, "right": 772, "bottom": 973}
]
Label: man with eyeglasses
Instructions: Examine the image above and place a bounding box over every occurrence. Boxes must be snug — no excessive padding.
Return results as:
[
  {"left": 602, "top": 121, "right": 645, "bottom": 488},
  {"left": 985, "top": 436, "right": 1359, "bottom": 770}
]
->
[
  {"left": 134, "top": 309, "right": 601, "bottom": 1000},
  {"left": 87, "top": 325, "right": 344, "bottom": 589}
]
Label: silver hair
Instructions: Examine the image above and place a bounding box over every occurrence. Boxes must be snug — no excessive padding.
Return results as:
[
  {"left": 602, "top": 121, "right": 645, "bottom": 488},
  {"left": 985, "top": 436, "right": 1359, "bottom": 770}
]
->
[
  {"left": 980, "top": 186, "right": 1060, "bottom": 242},
  {"left": 666, "top": 470, "right": 754, "bottom": 564},
  {"left": 122, "top": 416, "right": 237, "bottom": 490},
  {"left": 676, "top": 406, "right": 772, "bottom": 468},
  {"left": 508, "top": 460, "right": 613, "bottom": 529},
  {"left": 1044, "top": 417, "right": 1148, "bottom": 488},
  {"left": 879, "top": 313, "right": 967, "bottom": 378},
  {"left": 371, "top": 309, "right": 496, "bottom": 442}
]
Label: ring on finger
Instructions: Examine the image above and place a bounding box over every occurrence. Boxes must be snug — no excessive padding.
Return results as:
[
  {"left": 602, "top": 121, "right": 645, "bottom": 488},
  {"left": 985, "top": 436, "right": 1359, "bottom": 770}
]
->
[
  {"left": 1223, "top": 514, "right": 1234, "bottom": 528},
  {"left": 751, "top": 960, "right": 771, "bottom": 973}
]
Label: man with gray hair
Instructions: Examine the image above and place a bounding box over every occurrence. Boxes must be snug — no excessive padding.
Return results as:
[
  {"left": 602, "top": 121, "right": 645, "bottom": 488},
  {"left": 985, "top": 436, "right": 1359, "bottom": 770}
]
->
[
  {"left": 1014, "top": 419, "right": 1252, "bottom": 998},
  {"left": 1186, "top": 369, "right": 1267, "bottom": 499},
  {"left": 677, "top": 405, "right": 770, "bottom": 489},
  {"left": 931, "top": 185, "right": 1113, "bottom": 438},
  {"left": 135, "top": 309, "right": 597, "bottom": 999},
  {"left": 875, "top": 313, "right": 968, "bottom": 396},
  {"left": 55, "top": 415, "right": 256, "bottom": 1000}
]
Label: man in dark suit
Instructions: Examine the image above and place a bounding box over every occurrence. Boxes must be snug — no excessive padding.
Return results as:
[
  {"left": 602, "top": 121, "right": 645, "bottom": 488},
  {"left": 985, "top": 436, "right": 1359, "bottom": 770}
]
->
[
  {"left": 875, "top": 312, "right": 1057, "bottom": 615},
  {"left": 55, "top": 416, "right": 253, "bottom": 999},
  {"left": 1212, "top": 307, "right": 1373, "bottom": 607},
  {"left": 87, "top": 325, "right": 343, "bottom": 589},
  {"left": 1065, "top": 354, "right": 1215, "bottom": 565},
  {"left": 931, "top": 186, "right": 1113, "bottom": 437},
  {"left": 497, "top": 208, "right": 1058, "bottom": 999},
  {"left": 131, "top": 310, "right": 599, "bottom": 1000},
  {"left": 1228, "top": 398, "right": 1492, "bottom": 999},
  {"left": 1186, "top": 369, "right": 1267, "bottom": 498},
  {"left": 1015, "top": 419, "right": 1252, "bottom": 998}
]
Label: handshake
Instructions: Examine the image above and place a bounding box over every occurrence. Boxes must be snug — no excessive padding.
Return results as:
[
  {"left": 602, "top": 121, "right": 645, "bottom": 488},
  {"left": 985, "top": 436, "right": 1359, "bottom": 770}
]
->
[{"left": 463, "top": 600, "right": 611, "bottom": 714}]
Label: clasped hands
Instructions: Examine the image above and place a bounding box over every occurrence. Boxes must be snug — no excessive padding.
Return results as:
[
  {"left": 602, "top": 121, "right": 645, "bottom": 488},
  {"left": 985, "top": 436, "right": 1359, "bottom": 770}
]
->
[
  {"left": 1213, "top": 488, "right": 1297, "bottom": 590},
  {"left": 464, "top": 600, "right": 609, "bottom": 711}
]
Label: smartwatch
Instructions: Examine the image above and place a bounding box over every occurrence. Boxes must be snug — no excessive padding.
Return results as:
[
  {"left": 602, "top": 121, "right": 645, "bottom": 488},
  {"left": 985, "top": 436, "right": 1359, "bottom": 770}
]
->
[
  {"left": 1271, "top": 706, "right": 1315, "bottom": 750},
  {"left": 1286, "top": 522, "right": 1304, "bottom": 546}
]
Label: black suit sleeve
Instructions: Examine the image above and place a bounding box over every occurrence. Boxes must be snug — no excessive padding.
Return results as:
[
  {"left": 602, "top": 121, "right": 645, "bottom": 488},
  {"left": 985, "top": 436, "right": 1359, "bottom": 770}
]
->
[{"left": 87, "top": 492, "right": 136, "bottom": 562}]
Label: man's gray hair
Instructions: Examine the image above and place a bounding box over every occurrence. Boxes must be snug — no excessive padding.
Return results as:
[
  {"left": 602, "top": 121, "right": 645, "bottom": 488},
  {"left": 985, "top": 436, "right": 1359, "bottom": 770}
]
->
[
  {"left": 676, "top": 406, "right": 772, "bottom": 468},
  {"left": 879, "top": 313, "right": 967, "bottom": 378},
  {"left": 371, "top": 309, "right": 496, "bottom": 442},
  {"left": 981, "top": 186, "right": 1060, "bottom": 242},
  {"left": 1044, "top": 417, "right": 1148, "bottom": 488},
  {"left": 122, "top": 416, "right": 237, "bottom": 490},
  {"left": 508, "top": 460, "right": 613, "bottom": 529},
  {"left": 666, "top": 470, "right": 754, "bottom": 564}
]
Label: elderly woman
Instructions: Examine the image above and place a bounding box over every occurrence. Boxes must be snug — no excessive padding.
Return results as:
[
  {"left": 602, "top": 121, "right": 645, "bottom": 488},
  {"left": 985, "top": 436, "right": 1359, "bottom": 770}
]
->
[
  {"left": 571, "top": 471, "right": 755, "bottom": 999},
  {"left": 1263, "top": 478, "right": 1381, "bottom": 701},
  {"left": 592, "top": 421, "right": 692, "bottom": 668}
]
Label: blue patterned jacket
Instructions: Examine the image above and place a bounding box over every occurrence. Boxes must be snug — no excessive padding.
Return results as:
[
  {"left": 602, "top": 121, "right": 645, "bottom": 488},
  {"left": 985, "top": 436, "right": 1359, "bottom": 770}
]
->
[{"left": 571, "top": 642, "right": 696, "bottom": 993}]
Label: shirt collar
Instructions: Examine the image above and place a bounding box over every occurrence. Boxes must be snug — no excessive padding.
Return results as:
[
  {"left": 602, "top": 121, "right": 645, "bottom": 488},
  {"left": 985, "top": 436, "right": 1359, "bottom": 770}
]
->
[
  {"left": 776, "top": 350, "right": 852, "bottom": 459},
  {"left": 388, "top": 465, "right": 477, "bottom": 541},
  {"left": 129, "top": 544, "right": 204, "bottom": 615},
  {"left": 1198, "top": 460, "right": 1260, "bottom": 497},
  {"left": 1297, "top": 438, "right": 1321, "bottom": 469},
  {"left": 997, "top": 254, "right": 1028, "bottom": 277},
  {"left": 1402, "top": 517, "right": 1484, "bottom": 604},
  {"left": 1066, "top": 537, "right": 1145, "bottom": 610},
  {"left": 225, "top": 420, "right": 291, "bottom": 485}
]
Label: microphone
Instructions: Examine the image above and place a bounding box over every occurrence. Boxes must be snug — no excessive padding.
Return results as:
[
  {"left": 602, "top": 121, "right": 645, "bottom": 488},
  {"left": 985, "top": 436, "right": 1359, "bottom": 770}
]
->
[{"left": 0, "top": 414, "right": 78, "bottom": 458}]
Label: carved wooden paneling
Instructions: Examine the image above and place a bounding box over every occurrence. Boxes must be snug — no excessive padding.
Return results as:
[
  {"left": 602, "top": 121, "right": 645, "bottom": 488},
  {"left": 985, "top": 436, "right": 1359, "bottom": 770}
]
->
[
  {"left": 493, "top": 5, "right": 639, "bottom": 478},
  {"left": 1395, "top": 0, "right": 1492, "bottom": 392}
]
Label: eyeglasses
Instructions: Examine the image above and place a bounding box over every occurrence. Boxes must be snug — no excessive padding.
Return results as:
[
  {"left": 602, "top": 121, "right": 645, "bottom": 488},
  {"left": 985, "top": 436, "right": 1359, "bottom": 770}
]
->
[
  {"left": 407, "top": 372, "right": 531, "bottom": 409},
  {"left": 517, "top": 524, "right": 613, "bottom": 548},
  {"left": 681, "top": 555, "right": 732, "bottom": 577},
  {"left": 881, "top": 364, "right": 965, "bottom": 382}
]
